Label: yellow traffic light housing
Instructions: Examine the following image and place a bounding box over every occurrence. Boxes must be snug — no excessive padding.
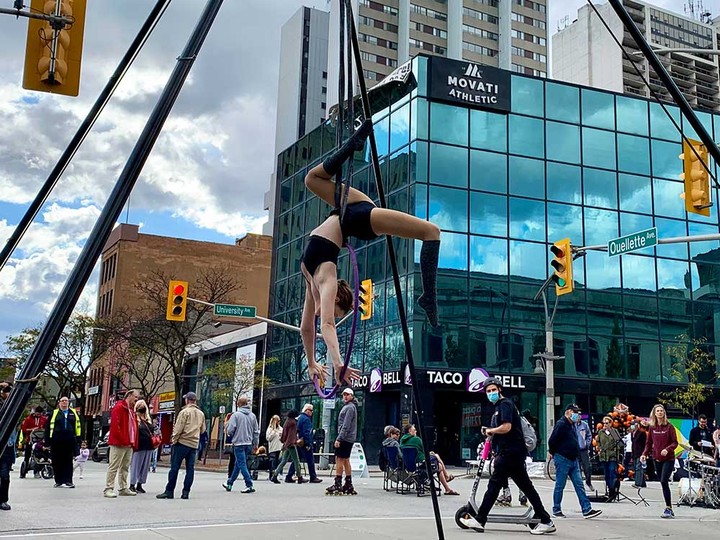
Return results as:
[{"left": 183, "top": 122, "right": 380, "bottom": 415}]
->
[
  {"left": 359, "top": 279, "right": 373, "bottom": 321},
  {"left": 166, "top": 280, "right": 188, "bottom": 322},
  {"left": 679, "top": 138, "right": 712, "bottom": 217},
  {"left": 550, "top": 238, "right": 573, "bottom": 296},
  {"left": 23, "top": 0, "right": 87, "bottom": 97}
]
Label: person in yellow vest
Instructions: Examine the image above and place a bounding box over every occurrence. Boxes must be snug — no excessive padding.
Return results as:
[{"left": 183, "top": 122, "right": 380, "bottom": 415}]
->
[{"left": 43, "top": 397, "right": 81, "bottom": 488}]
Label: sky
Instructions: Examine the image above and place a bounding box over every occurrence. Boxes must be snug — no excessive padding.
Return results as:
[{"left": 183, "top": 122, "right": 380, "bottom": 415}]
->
[{"left": 0, "top": 0, "right": 717, "bottom": 348}]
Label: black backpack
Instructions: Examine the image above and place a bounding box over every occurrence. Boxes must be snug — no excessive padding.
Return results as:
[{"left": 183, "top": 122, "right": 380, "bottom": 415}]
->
[{"left": 377, "top": 447, "right": 387, "bottom": 471}]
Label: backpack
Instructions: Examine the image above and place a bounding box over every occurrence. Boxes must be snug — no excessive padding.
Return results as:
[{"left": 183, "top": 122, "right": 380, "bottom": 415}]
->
[
  {"left": 377, "top": 447, "right": 387, "bottom": 471},
  {"left": 518, "top": 411, "right": 538, "bottom": 453}
]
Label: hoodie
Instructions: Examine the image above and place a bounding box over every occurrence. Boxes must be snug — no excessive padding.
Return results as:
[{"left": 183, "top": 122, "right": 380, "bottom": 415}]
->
[
  {"left": 382, "top": 436, "right": 400, "bottom": 449},
  {"left": 226, "top": 406, "right": 260, "bottom": 447},
  {"left": 336, "top": 398, "right": 358, "bottom": 443},
  {"left": 399, "top": 433, "right": 425, "bottom": 462}
]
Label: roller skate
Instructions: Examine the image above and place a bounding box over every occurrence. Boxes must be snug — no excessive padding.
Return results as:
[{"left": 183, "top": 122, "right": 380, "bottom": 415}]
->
[
  {"left": 342, "top": 476, "right": 357, "bottom": 496},
  {"left": 325, "top": 476, "right": 343, "bottom": 496}
]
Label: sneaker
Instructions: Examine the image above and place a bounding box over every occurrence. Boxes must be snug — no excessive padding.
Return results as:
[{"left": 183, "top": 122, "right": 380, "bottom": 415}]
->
[
  {"left": 222, "top": 483, "right": 232, "bottom": 492},
  {"left": 0, "top": 503, "right": 10, "bottom": 511},
  {"left": 552, "top": 511, "right": 566, "bottom": 518},
  {"left": 118, "top": 489, "right": 137, "bottom": 496},
  {"left": 583, "top": 509, "right": 602, "bottom": 519},
  {"left": 54, "top": 483, "right": 62, "bottom": 488},
  {"left": 240, "top": 487, "right": 256, "bottom": 493},
  {"left": 309, "top": 478, "right": 323, "bottom": 483},
  {"left": 661, "top": 507, "right": 675, "bottom": 519},
  {"left": 103, "top": 490, "right": 117, "bottom": 498},
  {"left": 529, "top": 521, "right": 556, "bottom": 535}
]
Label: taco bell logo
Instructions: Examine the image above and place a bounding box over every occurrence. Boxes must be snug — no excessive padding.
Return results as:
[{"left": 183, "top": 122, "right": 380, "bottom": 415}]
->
[
  {"left": 467, "top": 367, "right": 490, "bottom": 393},
  {"left": 370, "top": 368, "right": 382, "bottom": 393},
  {"left": 404, "top": 365, "right": 412, "bottom": 385}
]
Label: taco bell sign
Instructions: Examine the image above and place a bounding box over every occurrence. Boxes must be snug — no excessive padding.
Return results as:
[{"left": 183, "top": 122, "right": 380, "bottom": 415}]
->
[
  {"left": 428, "top": 56, "right": 511, "bottom": 113},
  {"left": 467, "top": 367, "right": 526, "bottom": 392},
  {"left": 370, "top": 368, "right": 382, "bottom": 393}
]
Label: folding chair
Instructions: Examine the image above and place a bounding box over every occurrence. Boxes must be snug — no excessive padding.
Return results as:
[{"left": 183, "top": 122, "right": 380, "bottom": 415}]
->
[
  {"left": 399, "top": 447, "right": 440, "bottom": 497},
  {"left": 383, "top": 446, "right": 400, "bottom": 492}
]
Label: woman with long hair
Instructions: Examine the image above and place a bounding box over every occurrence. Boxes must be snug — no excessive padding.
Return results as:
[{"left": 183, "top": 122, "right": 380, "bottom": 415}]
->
[
  {"left": 129, "top": 400, "right": 154, "bottom": 493},
  {"left": 596, "top": 416, "right": 622, "bottom": 501},
  {"left": 269, "top": 411, "right": 304, "bottom": 484},
  {"left": 300, "top": 120, "right": 441, "bottom": 385},
  {"left": 266, "top": 415, "right": 283, "bottom": 479},
  {"left": 641, "top": 404, "right": 678, "bottom": 518}
]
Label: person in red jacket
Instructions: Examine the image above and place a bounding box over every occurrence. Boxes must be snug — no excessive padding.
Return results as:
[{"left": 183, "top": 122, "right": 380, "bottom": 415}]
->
[
  {"left": 104, "top": 390, "right": 139, "bottom": 498},
  {"left": 641, "top": 404, "right": 678, "bottom": 519},
  {"left": 20, "top": 406, "right": 47, "bottom": 478}
]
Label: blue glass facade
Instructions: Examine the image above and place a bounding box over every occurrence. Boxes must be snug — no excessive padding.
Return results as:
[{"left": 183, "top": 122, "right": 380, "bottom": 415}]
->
[{"left": 266, "top": 55, "right": 720, "bottom": 464}]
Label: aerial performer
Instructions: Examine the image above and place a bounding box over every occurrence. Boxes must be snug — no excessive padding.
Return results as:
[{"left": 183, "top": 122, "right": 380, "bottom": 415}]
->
[{"left": 300, "top": 119, "right": 441, "bottom": 386}]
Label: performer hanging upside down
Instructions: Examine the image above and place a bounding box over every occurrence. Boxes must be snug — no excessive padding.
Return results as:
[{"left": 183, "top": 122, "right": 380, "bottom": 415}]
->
[{"left": 300, "top": 119, "right": 441, "bottom": 385}]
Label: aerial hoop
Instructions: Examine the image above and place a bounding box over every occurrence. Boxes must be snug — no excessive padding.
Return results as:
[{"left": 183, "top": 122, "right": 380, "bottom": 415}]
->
[{"left": 312, "top": 242, "right": 360, "bottom": 399}]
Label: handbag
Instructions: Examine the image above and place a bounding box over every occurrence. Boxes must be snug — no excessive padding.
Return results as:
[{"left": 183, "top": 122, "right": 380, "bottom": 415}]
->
[{"left": 151, "top": 434, "right": 162, "bottom": 449}]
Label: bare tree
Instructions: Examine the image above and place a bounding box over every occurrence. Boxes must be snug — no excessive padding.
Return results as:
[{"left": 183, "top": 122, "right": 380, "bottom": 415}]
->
[
  {"left": 4, "top": 313, "right": 98, "bottom": 427},
  {"left": 100, "top": 268, "right": 242, "bottom": 413}
]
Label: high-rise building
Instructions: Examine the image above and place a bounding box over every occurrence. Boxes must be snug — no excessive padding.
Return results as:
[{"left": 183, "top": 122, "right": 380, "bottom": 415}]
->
[
  {"left": 265, "top": 7, "right": 330, "bottom": 236},
  {"left": 552, "top": 0, "right": 720, "bottom": 111},
  {"left": 327, "top": 0, "right": 548, "bottom": 107}
]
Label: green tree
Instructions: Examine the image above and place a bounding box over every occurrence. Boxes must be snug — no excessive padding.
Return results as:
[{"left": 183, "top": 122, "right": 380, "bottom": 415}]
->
[
  {"left": 659, "top": 335, "right": 716, "bottom": 419},
  {"left": 200, "top": 354, "right": 276, "bottom": 416}
]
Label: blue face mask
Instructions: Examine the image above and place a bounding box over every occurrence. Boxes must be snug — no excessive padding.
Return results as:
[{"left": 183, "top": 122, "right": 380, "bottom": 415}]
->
[
  {"left": 487, "top": 391, "right": 500, "bottom": 403},
  {"left": 570, "top": 412, "right": 580, "bottom": 423}
]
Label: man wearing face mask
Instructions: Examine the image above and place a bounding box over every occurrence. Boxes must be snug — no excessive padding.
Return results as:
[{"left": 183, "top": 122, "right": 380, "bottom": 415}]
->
[
  {"left": 470, "top": 378, "right": 555, "bottom": 535},
  {"left": 548, "top": 404, "right": 602, "bottom": 519}
]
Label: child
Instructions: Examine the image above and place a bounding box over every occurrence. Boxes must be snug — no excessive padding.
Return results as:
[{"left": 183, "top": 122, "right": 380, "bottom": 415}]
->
[{"left": 73, "top": 441, "right": 90, "bottom": 479}]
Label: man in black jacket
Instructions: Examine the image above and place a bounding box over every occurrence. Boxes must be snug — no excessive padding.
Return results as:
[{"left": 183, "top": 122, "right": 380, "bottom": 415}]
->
[
  {"left": 464, "top": 378, "right": 555, "bottom": 535},
  {"left": 689, "top": 414, "right": 714, "bottom": 458},
  {"left": 548, "top": 404, "right": 601, "bottom": 519},
  {"left": 44, "top": 397, "right": 81, "bottom": 488}
]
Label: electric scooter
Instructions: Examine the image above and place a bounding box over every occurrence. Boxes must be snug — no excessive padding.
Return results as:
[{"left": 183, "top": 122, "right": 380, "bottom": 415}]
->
[{"left": 454, "top": 436, "right": 540, "bottom": 532}]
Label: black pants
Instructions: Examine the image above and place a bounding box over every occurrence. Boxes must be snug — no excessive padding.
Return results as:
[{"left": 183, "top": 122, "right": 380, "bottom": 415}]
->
[
  {"left": 477, "top": 453, "right": 551, "bottom": 525},
  {"left": 656, "top": 459, "right": 673, "bottom": 507},
  {"left": 578, "top": 448, "right": 593, "bottom": 485},
  {"left": 50, "top": 441, "right": 75, "bottom": 485},
  {"left": 0, "top": 446, "right": 14, "bottom": 503}
]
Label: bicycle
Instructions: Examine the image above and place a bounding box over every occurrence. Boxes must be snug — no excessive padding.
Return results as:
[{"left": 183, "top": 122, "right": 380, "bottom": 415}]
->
[{"left": 545, "top": 456, "right": 556, "bottom": 481}]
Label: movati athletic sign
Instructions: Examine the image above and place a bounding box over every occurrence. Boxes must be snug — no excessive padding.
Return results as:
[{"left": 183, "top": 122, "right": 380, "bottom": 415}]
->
[{"left": 428, "top": 56, "right": 511, "bottom": 113}]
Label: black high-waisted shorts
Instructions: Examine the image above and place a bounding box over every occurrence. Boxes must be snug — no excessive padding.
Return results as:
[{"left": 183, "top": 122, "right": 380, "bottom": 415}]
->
[{"left": 330, "top": 201, "right": 379, "bottom": 241}]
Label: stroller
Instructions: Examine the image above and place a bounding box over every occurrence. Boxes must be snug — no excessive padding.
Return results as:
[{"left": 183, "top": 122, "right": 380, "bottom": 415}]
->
[{"left": 20, "top": 431, "right": 54, "bottom": 480}]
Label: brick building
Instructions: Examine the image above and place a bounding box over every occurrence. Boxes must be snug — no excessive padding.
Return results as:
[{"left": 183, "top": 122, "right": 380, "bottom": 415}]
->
[{"left": 85, "top": 224, "right": 272, "bottom": 442}]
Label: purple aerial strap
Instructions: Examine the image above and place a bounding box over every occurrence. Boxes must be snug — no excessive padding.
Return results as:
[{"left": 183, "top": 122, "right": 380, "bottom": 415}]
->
[{"left": 312, "top": 243, "right": 360, "bottom": 399}]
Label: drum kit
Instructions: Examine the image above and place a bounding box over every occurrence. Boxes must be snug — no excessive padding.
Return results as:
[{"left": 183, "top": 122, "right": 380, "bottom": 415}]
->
[{"left": 679, "top": 444, "right": 720, "bottom": 508}]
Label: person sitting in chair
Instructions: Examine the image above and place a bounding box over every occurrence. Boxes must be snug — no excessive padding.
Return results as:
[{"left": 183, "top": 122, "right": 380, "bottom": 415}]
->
[{"left": 399, "top": 424, "right": 458, "bottom": 495}]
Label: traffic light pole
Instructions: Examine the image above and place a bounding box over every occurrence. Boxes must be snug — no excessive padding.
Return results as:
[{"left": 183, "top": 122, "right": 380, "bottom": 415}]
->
[
  {"left": 0, "top": 6, "right": 72, "bottom": 26},
  {"left": 0, "top": 0, "right": 172, "bottom": 271},
  {"left": 0, "top": 0, "right": 225, "bottom": 453},
  {"left": 576, "top": 233, "right": 720, "bottom": 253},
  {"left": 532, "top": 280, "right": 563, "bottom": 470}
]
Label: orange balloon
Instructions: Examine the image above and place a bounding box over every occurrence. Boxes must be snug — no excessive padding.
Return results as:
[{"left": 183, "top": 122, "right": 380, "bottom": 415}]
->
[
  {"left": 596, "top": 423, "right": 603, "bottom": 430},
  {"left": 613, "top": 421, "right": 619, "bottom": 428}
]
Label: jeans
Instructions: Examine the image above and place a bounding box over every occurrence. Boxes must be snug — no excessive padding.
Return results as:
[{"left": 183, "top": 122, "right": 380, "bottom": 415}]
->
[
  {"left": 274, "top": 447, "right": 301, "bottom": 478},
  {"left": 602, "top": 460, "right": 617, "bottom": 492},
  {"left": 287, "top": 446, "right": 317, "bottom": 480},
  {"left": 164, "top": 443, "right": 196, "bottom": 495},
  {"left": 476, "top": 452, "right": 552, "bottom": 526},
  {"left": 227, "top": 445, "right": 253, "bottom": 488},
  {"left": 578, "top": 448, "right": 593, "bottom": 486},
  {"left": 552, "top": 454, "right": 592, "bottom": 514}
]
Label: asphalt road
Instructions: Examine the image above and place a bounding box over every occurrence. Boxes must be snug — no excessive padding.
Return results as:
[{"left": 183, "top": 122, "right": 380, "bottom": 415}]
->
[{"left": 1, "top": 461, "right": 718, "bottom": 539}]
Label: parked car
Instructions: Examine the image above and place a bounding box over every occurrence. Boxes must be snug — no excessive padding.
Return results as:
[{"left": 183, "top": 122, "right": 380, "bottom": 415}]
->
[{"left": 92, "top": 433, "right": 110, "bottom": 462}]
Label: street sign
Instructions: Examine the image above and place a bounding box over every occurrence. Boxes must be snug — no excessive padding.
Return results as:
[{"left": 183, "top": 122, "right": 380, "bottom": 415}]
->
[
  {"left": 213, "top": 304, "right": 257, "bottom": 318},
  {"left": 607, "top": 227, "right": 657, "bottom": 257}
]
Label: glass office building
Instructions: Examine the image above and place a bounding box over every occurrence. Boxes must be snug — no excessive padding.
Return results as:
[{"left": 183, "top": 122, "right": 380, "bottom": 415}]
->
[{"left": 265, "top": 55, "right": 720, "bottom": 464}]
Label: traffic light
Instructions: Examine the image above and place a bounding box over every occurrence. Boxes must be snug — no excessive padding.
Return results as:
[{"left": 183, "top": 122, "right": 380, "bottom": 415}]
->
[
  {"left": 166, "top": 280, "right": 188, "bottom": 322},
  {"left": 359, "top": 279, "right": 373, "bottom": 321},
  {"left": 679, "top": 138, "right": 712, "bottom": 217},
  {"left": 23, "top": 0, "right": 87, "bottom": 97},
  {"left": 550, "top": 238, "right": 573, "bottom": 296}
]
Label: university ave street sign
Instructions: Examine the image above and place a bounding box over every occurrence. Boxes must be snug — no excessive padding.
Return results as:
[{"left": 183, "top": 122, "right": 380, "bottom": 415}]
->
[
  {"left": 213, "top": 304, "right": 256, "bottom": 318},
  {"left": 607, "top": 227, "right": 657, "bottom": 257}
]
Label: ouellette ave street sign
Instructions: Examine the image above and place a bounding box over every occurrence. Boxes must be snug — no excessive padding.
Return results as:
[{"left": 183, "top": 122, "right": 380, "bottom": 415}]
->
[
  {"left": 607, "top": 227, "right": 658, "bottom": 257},
  {"left": 213, "top": 304, "right": 256, "bottom": 318}
]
